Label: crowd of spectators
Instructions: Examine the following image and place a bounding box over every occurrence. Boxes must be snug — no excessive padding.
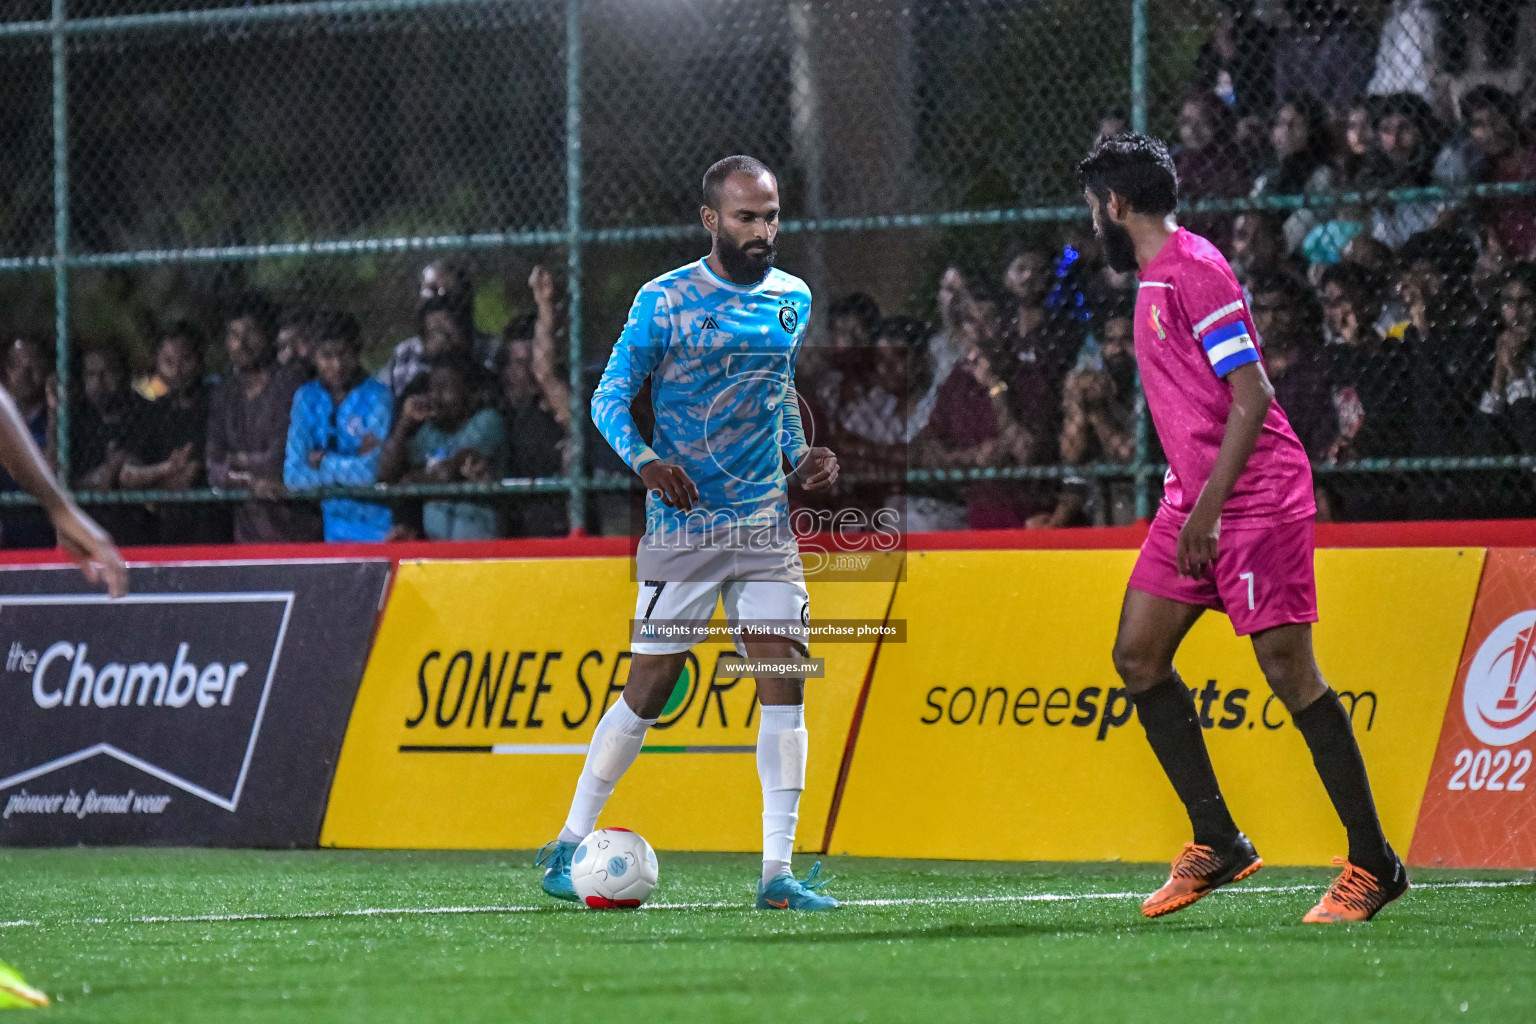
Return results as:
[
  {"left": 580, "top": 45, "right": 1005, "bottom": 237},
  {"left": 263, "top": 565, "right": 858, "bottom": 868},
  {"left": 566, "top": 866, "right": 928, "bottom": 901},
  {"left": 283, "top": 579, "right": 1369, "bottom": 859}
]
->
[
  {"left": 2, "top": 1, "right": 1535, "bottom": 545},
  {"left": 0, "top": 261, "right": 574, "bottom": 548},
  {"left": 802, "top": 1, "right": 1536, "bottom": 528}
]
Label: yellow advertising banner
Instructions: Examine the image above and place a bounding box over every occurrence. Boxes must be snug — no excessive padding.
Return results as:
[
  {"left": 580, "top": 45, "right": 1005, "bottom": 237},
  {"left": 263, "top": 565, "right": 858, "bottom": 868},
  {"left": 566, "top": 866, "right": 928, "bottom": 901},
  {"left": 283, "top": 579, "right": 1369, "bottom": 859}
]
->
[
  {"left": 321, "top": 557, "right": 895, "bottom": 850},
  {"left": 828, "top": 547, "right": 1483, "bottom": 865}
]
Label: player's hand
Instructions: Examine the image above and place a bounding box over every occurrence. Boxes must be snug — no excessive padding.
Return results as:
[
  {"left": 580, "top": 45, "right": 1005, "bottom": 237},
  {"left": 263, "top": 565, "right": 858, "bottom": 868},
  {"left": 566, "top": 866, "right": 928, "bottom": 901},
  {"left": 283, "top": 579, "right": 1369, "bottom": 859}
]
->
[
  {"left": 402, "top": 395, "right": 434, "bottom": 424},
  {"left": 529, "top": 265, "right": 556, "bottom": 311},
  {"left": 798, "top": 447, "right": 839, "bottom": 491},
  {"left": 1177, "top": 504, "right": 1220, "bottom": 579},
  {"left": 50, "top": 502, "right": 128, "bottom": 598},
  {"left": 639, "top": 460, "right": 699, "bottom": 511}
]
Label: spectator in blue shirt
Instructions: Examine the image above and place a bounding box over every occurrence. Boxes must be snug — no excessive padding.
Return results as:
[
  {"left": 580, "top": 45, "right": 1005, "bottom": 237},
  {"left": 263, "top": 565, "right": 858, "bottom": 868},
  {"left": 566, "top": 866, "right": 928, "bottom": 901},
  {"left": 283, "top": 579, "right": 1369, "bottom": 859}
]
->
[{"left": 284, "top": 311, "right": 393, "bottom": 542}]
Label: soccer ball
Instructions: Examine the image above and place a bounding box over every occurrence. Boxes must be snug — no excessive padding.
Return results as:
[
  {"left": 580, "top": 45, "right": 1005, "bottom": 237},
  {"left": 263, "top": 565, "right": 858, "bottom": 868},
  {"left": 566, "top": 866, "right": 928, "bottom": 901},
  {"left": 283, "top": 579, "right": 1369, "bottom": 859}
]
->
[{"left": 570, "top": 828, "right": 659, "bottom": 909}]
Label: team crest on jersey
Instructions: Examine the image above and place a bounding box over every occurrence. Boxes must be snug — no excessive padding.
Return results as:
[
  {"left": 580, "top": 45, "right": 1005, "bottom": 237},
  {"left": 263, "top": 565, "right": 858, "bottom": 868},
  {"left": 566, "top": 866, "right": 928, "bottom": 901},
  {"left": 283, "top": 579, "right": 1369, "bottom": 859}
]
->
[
  {"left": 1150, "top": 304, "right": 1167, "bottom": 340},
  {"left": 778, "top": 301, "right": 799, "bottom": 335}
]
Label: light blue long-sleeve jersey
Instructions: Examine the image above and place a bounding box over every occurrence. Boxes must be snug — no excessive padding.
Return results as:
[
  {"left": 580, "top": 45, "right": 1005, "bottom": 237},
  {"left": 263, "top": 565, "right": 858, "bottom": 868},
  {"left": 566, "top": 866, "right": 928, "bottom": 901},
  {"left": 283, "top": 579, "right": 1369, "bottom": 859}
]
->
[
  {"left": 284, "top": 376, "right": 394, "bottom": 542},
  {"left": 592, "top": 259, "right": 811, "bottom": 538}
]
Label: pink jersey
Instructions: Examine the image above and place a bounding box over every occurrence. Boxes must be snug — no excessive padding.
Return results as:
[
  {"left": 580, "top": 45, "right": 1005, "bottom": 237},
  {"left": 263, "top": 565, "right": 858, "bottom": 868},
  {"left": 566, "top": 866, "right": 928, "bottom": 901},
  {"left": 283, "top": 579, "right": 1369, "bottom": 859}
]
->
[{"left": 1135, "top": 228, "right": 1314, "bottom": 526}]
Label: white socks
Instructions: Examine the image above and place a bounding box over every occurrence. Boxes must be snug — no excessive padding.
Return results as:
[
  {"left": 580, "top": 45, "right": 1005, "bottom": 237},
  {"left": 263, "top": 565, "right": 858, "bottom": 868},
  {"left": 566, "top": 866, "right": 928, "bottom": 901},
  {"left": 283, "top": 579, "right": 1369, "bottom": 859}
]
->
[
  {"left": 559, "top": 697, "right": 655, "bottom": 843},
  {"left": 757, "top": 703, "right": 808, "bottom": 886},
  {"left": 559, "top": 697, "right": 808, "bottom": 889}
]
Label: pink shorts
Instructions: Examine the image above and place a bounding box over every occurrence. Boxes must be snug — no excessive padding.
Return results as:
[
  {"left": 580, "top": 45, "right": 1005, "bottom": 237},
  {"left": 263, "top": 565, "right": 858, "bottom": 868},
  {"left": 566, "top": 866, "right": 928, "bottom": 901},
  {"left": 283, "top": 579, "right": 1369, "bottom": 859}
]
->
[{"left": 1128, "top": 512, "right": 1318, "bottom": 636}]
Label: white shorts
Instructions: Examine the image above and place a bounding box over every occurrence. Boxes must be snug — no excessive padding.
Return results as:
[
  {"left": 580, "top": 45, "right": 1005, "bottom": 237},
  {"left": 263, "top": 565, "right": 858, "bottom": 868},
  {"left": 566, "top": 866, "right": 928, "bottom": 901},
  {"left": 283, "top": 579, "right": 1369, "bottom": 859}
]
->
[{"left": 630, "top": 577, "right": 811, "bottom": 656}]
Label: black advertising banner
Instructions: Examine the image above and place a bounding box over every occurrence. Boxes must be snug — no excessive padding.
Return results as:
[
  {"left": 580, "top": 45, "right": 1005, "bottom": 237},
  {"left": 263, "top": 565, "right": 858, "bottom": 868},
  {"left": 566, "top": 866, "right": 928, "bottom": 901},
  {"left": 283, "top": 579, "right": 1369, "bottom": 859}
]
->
[{"left": 0, "top": 560, "right": 389, "bottom": 847}]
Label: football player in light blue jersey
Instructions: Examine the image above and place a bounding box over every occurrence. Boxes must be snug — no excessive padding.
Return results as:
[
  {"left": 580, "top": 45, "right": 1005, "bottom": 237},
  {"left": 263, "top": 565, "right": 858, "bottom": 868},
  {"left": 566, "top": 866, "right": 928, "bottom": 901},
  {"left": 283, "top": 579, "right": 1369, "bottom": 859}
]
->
[{"left": 537, "top": 156, "right": 842, "bottom": 911}]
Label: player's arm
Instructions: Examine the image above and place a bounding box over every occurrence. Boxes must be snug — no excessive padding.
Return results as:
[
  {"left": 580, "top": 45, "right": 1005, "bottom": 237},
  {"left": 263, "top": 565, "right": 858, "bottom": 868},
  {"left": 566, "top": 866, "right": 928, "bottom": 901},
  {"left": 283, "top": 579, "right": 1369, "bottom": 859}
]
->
[
  {"left": 1179, "top": 299, "right": 1272, "bottom": 578},
  {"left": 0, "top": 386, "right": 126, "bottom": 596},
  {"left": 592, "top": 286, "right": 697, "bottom": 510},
  {"left": 780, "top": 316, "right": 837, "bottom": 492}
]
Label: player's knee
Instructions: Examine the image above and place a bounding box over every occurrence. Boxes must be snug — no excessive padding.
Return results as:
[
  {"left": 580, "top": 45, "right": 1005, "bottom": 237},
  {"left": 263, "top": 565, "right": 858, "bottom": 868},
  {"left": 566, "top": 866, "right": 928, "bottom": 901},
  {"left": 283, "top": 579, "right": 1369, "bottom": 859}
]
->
[
  {"left": 1256, "top": 649, "right": 1322, "bottom": 710},
  {"left": 1111, "top": 638, "right": 1163, "bottom": 691}
]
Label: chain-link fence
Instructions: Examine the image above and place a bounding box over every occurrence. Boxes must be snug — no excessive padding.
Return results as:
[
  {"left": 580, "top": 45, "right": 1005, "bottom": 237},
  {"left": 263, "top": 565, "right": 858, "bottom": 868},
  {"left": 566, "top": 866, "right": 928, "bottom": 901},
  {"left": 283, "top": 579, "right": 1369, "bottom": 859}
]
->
[{"left": 0, "top": 0, "right": 1533, "bottom": 545}]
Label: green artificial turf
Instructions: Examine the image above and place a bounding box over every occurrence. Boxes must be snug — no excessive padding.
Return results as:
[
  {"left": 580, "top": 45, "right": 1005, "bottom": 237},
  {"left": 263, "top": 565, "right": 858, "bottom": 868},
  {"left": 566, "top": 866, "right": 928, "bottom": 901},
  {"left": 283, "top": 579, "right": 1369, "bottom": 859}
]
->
[{"left": 0, "top": 849, "right": 1531, "bottom": 1022}]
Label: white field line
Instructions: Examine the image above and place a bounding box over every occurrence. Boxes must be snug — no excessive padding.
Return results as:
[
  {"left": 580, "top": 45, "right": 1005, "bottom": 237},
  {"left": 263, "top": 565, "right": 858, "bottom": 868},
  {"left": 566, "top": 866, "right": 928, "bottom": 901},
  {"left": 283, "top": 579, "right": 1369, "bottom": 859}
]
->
[{"left": 0, "top": 878, "right": 1527, "bottom": 931}]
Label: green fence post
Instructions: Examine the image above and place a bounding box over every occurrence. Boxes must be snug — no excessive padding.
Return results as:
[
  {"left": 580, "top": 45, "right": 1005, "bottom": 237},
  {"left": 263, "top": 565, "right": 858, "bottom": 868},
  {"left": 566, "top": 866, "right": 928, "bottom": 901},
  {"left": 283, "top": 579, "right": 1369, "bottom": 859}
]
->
[
  {"left": 51, "top": 0, "right": 70, "bottom": 487},
  {"left": 565, "top": 0, "right": 587, "bottom": 535},
  {"left": 1130, "top": 0, "right": 1150, "bottom": 520}
]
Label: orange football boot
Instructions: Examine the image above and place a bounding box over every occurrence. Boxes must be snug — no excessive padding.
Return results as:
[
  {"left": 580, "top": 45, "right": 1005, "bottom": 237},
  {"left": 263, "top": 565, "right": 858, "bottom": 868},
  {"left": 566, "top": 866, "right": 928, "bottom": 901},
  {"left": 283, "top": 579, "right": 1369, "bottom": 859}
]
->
[
  {"left": 1142, "top": 834, "right": 1263, "bottom": 918},
  {"left": 1303, "top": 857, "right": 1409, "bottom": 923}
]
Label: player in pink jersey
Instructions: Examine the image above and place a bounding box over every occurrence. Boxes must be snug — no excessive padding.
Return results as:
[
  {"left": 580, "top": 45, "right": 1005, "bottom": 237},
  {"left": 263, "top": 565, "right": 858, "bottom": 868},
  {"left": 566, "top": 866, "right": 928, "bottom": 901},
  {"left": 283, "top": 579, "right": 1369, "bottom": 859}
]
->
[{"left": 1078, "top": 134, "right": 1407, "bottom": 924}]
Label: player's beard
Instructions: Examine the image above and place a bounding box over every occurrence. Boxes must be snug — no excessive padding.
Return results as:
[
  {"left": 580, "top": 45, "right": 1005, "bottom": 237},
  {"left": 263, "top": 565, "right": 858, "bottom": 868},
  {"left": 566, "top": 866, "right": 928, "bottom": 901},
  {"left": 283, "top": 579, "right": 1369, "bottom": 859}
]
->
[
  {"left": 715, "top": 230, "right": 776, "bottom": 284},
  {"left": 1099, "top": 217, "right": 1140, "bottom": 275}
]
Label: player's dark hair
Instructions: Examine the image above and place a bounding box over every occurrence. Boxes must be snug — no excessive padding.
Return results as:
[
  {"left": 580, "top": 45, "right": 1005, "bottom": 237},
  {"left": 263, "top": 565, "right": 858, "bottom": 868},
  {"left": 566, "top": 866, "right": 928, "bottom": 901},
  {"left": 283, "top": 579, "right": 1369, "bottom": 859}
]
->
[
  {"left": 1078, "top": 132, "right": 1179, "bottom": 216},
  {"left": 829, "top": 292, "right": 881, "bottom": 335},
  {"left": 702, "top": 155, "right": 775, "bottom": 209},
  {"left": 225, "top": 293, "right": 279, "bottom": 342},
  {"left": 311, "top": 309, "right": 362, "bottom": 349},
  {"left": 418, "top": 291, "right": 476, "bottom": 347}
]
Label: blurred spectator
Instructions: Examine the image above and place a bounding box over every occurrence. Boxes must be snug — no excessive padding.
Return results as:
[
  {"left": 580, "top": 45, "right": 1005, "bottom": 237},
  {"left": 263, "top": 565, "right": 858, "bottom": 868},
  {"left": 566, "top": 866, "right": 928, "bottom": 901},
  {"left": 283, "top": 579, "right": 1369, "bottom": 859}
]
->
[
  {"left": 73, "top": 343, "right": 153, "bottom": 545},
  {"left": 0, "top": 336, "right": 57, "bottom": 549},
  {"left": 1340, "top": 97, "right": 1379, "bottom": 183},
  {"left": 1248, "top": 275, "right": 1339, "bottom": 460},
  {"left": 1441, "top": 0, "right": 1523, "bottom": 76},
  {"left": 839, "top": 316, "right": 930, "bottom": 456},
  {"left": 1195, "top": 2, "right": 1274, "bottom": 119},
  {"left": 207, "top": 296, "right": 321, "bottom": 543},
  {"left": 1340, "top": 233, "right": 1407, "bottom": 335},
  {"left": 1001, "top": 242, "right": 1056, "bottom": 308},
  {"left": 1355, "top": 93, "right": 1462, "bottom": 247},
  {"left": 1250, "top": 94, "right": 1336, "bottom": 253},
  {"left": 1320, "top": 261, "right": 1387, "bottom": 349},
  {"left": 1462, "top": 86, "right": 1536, "bottom": 260},
  {"left": 924, "top": 266, "right": 971, "bottom": 407},
  {"left": 1044, "top": 301, "right": 1138, "bottom": 529},
  {"left": 1231, "top": 211, "right": 1309, "bottom": 288},
  {"left": 120, "top": 323, "right": 230, "bottom": 545},
  {"left": 812, "top": 292, "right": 881, "bottom": 418},
  {"left": 915, "top": 280, "right": 1034, "bottom": 529},
  {"left": 837, "top": 316, "right": 929, "bottom": 522},
  {"left": 1393, "top": 228, "right": 1495, "bottom": 456},
  {"left": 497, "top": 266, "right": 572, "bottom": 536},
  {"left": 1368, "top": 0, "right": 1443, "bottom": 104},
  {"left": 284, "top": 311, "right": 394, "bottom": 543},
  {"left": 379, "top": 353, "right": 508, "bottom": 540},
  {"left": 377, "top": 261, "right": 498, "bottom": 398},
  {"left": 1173, "top": 91, "right": 1251, "bottom": 251},
  {"left": 1272, "top": 1, "right": 1376, "bottom": 109},
  {"left": 1477, "top": 263, "right": 1536, "bottom": 452},
  {"left": 275, "top": 309, "right": 316, "bottom": 378}
]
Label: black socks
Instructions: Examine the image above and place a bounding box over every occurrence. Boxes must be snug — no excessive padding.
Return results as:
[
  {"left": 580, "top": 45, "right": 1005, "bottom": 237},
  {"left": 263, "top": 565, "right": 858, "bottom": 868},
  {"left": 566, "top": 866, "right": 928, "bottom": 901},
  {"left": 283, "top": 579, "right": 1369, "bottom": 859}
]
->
[
  {"left": 1132, "top": 673, "right": 1241, "bottom": 849},
  {"left": 1293, "top": 689, "right": 1396, "bottom": 879}
]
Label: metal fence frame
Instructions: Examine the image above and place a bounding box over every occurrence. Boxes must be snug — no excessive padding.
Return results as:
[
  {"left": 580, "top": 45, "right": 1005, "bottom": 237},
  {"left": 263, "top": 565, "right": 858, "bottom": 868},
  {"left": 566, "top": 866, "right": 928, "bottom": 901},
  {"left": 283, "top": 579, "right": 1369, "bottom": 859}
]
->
[{"left": 1, "top": 0, "right": 1533, "bottom": 530}]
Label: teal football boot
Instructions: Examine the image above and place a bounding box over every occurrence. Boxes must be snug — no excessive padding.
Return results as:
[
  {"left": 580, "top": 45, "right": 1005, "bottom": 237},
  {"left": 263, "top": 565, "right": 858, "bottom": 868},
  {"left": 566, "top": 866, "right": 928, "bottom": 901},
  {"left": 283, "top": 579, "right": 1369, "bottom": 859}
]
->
[
  {"left": 535, "top": 839, "right": 580, "bottom": 902},
  {"left": 756, "top": 861, "right": 840, "bottom": 911}
]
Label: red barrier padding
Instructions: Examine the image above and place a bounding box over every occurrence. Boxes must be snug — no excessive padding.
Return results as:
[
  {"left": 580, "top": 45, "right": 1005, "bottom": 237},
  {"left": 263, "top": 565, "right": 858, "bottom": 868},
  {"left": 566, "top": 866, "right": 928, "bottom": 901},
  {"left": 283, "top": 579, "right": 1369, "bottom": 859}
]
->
[{"left": 0, "top": 519, "right": 1531, "bottom": 567}]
